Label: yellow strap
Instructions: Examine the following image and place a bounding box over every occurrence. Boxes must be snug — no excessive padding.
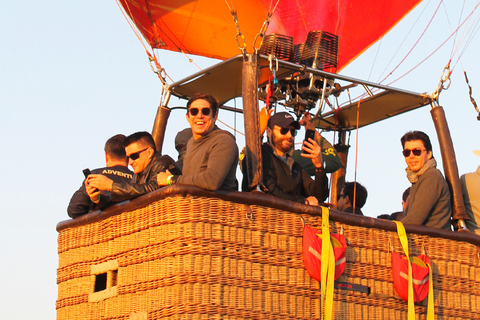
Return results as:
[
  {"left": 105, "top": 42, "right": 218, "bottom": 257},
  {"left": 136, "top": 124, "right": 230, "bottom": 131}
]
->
[
  {"left": 394, "top": 221, "right": 415, "bottom": 320},
  {"left": 320, "top": 206, "right": 334, "bottom": 320},
  {"left": 324, "top": 239, "right": 335, "bottom": 320},
  {"left": 427, "top": 263, "right": 434, "bottom": 320}
]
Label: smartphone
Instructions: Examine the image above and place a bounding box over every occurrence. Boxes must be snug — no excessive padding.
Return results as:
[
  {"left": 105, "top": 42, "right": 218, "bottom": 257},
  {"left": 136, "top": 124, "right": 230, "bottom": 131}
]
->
[
  {"left": 302, "top": 129, "right": 316, "bottom": 154},
  {"left": 83, "top": 168, "right": 92, "bottom": 178}
]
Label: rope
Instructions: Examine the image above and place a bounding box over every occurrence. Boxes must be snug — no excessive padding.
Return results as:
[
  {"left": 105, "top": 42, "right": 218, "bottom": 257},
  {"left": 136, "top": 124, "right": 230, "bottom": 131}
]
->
[
  {"left": 352, "top": 99, "right": 361, "bottom": 213},
  {"left": 377, "top": 0, "right": 433, "bottom": 83},
  {"left": 386, "top": 1, "right": 480, "bottom": 86},
  {"left": 379, "top": 0, "right": 444, "bottom": 85}
]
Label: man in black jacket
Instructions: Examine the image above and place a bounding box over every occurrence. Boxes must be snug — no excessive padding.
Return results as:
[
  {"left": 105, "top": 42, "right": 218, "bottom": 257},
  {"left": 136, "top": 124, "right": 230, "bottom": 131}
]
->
[
  {"left": 67, "top": 134, "right": 133, "bottom": 218},
  {"left": 86, "top": 131, "right": 178, "bottom": 203},
  {"left": 255, "top": 112, "right": 329, "bottom": 205}
]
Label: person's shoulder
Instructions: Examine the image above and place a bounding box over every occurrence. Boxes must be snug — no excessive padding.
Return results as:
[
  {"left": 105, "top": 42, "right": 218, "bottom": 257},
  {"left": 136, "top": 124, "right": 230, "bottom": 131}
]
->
[
  {"left": 154, "top": 153, "right": 175, "bottom": 165},
  {"left": 212, "top": 128, "right": 236, "bottom": 141},
  {"left": 427, "top": 166, "right": 446, "bottom": 179}
]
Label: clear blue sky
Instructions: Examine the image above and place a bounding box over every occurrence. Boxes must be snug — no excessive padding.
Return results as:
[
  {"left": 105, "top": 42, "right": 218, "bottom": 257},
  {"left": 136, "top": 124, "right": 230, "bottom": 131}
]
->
[{"left": 1, "top": 1, "right": 479, "bottom": 319}]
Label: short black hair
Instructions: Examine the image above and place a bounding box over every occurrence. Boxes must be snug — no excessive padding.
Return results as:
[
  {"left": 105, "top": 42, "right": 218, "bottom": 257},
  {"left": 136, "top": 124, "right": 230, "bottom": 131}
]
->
[
  {"left": 104, "top": 134, "right": 127, "bottom": 161},
  {"left": 402, "top": 187, "right": 411, "bottom": 202},
  {"left": 125, "top": 131, "right": 156, "bottom": 150},
  {"left": 401, "top": 131, "right": 432, "bottom": 152},
  {"left": 343, "top": 181, "right": 368, "bottom": 209},
  {"left": 186, "top": 93, "right": 219, "bottom": 117}
]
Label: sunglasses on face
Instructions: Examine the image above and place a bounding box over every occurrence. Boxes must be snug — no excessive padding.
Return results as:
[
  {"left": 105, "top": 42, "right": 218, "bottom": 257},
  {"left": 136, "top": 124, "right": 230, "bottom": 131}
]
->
[
  {"left": 189, "top": 107, "right": 211, "bottom": 116},
  {"left": 337, "top": 194, "right": 346, "bottom": 201},
  {"left": 402, "top": 149, "right": 425, "bottom": 157},
  {"left": 128, "top": 147, "right": 149, "bottom": 160},
  {"left": 279, "top": 127, "right": 297, "bottom": 136}
]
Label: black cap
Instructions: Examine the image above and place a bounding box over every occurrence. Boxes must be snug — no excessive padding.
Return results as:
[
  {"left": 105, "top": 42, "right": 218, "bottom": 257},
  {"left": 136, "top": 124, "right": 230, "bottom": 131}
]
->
[
  {"left": 267, "top": 112, "right": 300, "bottom": 129},
  {"left": 175, "top": 128, "right": 193, "bottom": 154}
]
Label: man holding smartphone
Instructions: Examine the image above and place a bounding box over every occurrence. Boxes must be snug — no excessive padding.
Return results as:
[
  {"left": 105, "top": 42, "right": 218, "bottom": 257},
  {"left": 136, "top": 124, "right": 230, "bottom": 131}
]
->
[
  {"left": 256, "top": 112, "right": 329, "bottom": 205},
  {"left": 86, "top": 131, "right": 178, "bottom": 204},
  {"left": 67, "top": 134, "right": 133, "bottom": 218}
]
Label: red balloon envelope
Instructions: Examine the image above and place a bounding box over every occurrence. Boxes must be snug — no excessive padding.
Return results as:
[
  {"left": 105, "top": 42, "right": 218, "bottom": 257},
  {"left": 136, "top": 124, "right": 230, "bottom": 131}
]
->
[{"left": 117, "top": 0, "right": 423, "bottom": 71}]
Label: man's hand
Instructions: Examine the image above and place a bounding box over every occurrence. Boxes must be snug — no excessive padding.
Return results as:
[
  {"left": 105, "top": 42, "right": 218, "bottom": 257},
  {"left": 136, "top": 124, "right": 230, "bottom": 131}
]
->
[
  {"left": 157, "top": 170, "right": 172, "bottom": 186},
  {"left": 85, "top": 182, "right": 101, "bottom": 204},
  {"left": 86, "top": 174, "right": 114, "bottom": 191},
  {"left": 299, "top": 112, "right": 316, "bottom": 130},
  {"left": 300, "top": 112, "right": 322, "bottom": 139},
  {"left": 259, "top": 106, "right": 273, "bottom": 135},
  {"left": 301, "top": 138, "right": 323, "bottom": 168},
  {"left": 305, "top": 196, "right": 319, "bottom": 206}
]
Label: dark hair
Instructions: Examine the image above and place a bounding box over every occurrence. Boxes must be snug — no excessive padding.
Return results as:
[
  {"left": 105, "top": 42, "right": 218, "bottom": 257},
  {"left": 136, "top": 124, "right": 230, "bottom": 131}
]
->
[
  {"left": 125, "top": 131, "right": 156, "bottom": 150},
  {"left": 402, "top": 187, "right": 411, "bottom": 202},
  {"left": 401, "top": 131, "right": 432, "bottom": 152},
  {"left": 104, "top": 134, "right": 127, "bottom": 161},
  {"left": 343, "top": 181, "right": 368, "bottom": 209},
  {"left": 186, "top": 93, "right": 219, "bottom": 117},
  {"left": 376, "top": 214, "right": 392, "bottom": 220}
]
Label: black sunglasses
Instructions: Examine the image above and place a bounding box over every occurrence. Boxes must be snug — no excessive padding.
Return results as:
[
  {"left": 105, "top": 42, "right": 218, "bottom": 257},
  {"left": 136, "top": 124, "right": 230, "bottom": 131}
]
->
[
  {"left": 402, "top": 149, "right": 425, "bottom": 157},
  {"left": 128, "top": 147, "right": 149, "bottom": 160},
  {"left": 279, "top": 127, "right": 297, "bottom": 136},
  {"left": 189, "top": 107, "right": 211, "bottom": 116},
  {"left": 337, "top": 194, "right": 346, "bottom": 201}
]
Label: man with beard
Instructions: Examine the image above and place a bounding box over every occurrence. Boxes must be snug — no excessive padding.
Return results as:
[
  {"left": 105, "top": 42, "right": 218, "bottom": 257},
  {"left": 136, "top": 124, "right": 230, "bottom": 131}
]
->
[{"left": 255, "top": 112, "right": 329, "bottom": 205}]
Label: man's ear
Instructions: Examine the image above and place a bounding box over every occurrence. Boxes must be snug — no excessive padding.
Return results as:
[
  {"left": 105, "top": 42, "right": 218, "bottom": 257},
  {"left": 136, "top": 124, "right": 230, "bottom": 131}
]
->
[
  {"left": 266, "top": 127, "right": 272, "bottom": 141},
  {"left": 427, "top": 150, "right": 433, "bottom": 159},
  {"left": 345, "top": 195, "right": 352, "bottom": 207}
]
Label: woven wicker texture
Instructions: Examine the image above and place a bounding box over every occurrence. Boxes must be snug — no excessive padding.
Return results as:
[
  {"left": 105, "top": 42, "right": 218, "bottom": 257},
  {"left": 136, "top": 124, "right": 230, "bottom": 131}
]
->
[{"left": 57, "top": 194, "right": 480, "bottom": 319}]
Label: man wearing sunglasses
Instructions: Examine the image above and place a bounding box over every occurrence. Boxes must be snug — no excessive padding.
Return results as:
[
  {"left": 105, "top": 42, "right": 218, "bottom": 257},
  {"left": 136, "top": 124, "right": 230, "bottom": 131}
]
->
[
  {"left": 157, "top": 93, "right": 238, "bottom": 191},
  {"left": 67, "top": 134, "right": 133, "bottom": 218},
  {"left": 257, "top": 112, "right": 328, "bottom": 205},
  {"left": 86, "top": 131, "right": 178, "bottom": 203},
  {"left": 337, "top": 181, "right": 368, "bottom": 216},
  {"left": 400, "top": 131, "right": 451, "bottom": 230}
]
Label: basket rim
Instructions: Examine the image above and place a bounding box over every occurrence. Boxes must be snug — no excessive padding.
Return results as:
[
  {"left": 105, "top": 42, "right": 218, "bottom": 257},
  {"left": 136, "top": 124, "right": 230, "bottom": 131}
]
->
[{"left": 57, "top": 184, "right": 480, "bottom": 247}]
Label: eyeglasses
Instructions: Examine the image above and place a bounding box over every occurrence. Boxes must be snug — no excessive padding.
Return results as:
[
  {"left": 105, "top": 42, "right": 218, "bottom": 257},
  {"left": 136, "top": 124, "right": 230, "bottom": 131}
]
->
[
  {"left": 128, "top": 147, "right": 149, "bottom": 160},
  {"left": 189, "top": 107, "right": 211, "bottom": 116},
  {"left": 279, "top": 127, "right": 297, "bottom": 136},
  {"left": 337, "top": 194, "right": 346, "bottom": 201},
  {"left": 402, "top": 149, "right": 426, "bottom": 157}
]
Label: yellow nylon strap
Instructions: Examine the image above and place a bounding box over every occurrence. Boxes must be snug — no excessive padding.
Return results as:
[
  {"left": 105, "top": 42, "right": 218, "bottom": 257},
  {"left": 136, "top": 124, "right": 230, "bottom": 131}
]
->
[
  {"left": 394, "top": 221, "right": 415, "bottom": 320},
  {"left": 427, "top": 263, "right": 434, "bottom": 320},
  {"left": 320, "top": 206, "right": 334, "bottom": 320}
]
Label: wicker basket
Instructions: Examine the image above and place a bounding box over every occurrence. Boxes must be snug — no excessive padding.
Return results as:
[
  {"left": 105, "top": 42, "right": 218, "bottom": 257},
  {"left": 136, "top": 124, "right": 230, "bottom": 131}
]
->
[{"left": 57, "top": 186, "right": 480, "bottom": 319}]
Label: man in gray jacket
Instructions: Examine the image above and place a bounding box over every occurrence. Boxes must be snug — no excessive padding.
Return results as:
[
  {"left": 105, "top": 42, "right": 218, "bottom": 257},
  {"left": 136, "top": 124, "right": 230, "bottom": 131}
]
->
[
  {"left": 400, "top": 131, "right": 451, "bottom": 230},
  {"left": 157, "top": 93, "right": 238, "bottom": 191}
]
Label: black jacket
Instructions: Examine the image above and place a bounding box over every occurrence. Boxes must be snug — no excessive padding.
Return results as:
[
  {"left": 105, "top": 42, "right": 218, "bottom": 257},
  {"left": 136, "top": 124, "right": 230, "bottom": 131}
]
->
[
  {"left": 245, "top": 143, "right": 328, "bottom": 203},
  {"left": 111, "top": 153, "right": 179, "bottom": 202},
  {"left": 67, "top": 165, "right": 133, "bottom": 218}
]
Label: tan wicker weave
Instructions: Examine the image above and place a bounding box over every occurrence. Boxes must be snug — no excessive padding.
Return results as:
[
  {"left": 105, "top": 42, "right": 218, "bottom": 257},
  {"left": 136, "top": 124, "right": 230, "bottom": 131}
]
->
[{"left": 57, "top": 185, "right": 480, "bottom": 319}]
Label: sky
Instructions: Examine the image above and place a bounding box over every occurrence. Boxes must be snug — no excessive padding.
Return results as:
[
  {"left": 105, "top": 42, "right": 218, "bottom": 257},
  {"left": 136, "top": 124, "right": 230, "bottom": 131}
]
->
[{"left": 1, "top": 1, "right": 480, "bottom": 319}]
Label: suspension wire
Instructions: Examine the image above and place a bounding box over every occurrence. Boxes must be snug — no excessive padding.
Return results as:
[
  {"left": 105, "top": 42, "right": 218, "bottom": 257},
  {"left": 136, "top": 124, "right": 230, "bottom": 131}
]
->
[
  {"left": 252, "top": 0, "right": 281, "bottom": 52},
  {"left": 379, "top": 0, "right": 444, "bottom": 85},
  {"left": 386, "top": 2, "right": 480, "bottom": 87},
  {"left": 444, "top": 0, "right": 466, "bottom": 59},
  {"left": 116, "top": 0, "right": 204, "bottom": 90},
  {"left": 217, "top": 118, "right": 245, "bottom": 137},
  {"left": 377, "top": 0, "right": 433, "bottom": 83},
  {"left": 352, "top": 99, "right": 362, "bottom": 214},
  {"left": 450, "top": 6, "right": 480, "bottom": 71}
]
